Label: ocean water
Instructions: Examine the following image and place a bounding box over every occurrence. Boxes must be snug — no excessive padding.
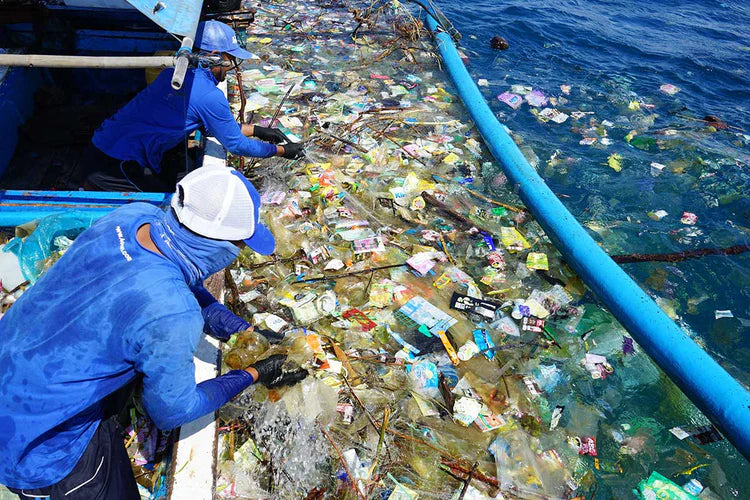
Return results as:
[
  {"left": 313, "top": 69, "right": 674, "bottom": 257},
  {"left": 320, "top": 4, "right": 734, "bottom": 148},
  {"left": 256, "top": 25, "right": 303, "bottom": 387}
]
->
[
  {"left": 434, "top": 0, "right": 750, "bottom": 385},
  {"left": 429, "top": 0, "right": 750, "bottom": 494}
]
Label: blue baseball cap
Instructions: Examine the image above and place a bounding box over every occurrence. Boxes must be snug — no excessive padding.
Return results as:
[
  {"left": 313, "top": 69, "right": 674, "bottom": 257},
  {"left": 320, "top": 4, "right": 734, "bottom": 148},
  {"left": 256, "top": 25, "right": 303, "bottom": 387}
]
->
[{"left": 195, "top": 20, "right": 253, "bottom": 60}]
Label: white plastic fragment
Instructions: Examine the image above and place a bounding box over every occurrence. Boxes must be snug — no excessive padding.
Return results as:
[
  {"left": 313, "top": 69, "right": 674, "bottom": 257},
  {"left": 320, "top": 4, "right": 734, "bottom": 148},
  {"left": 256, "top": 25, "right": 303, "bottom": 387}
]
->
[
  {"left": 324, "top": 259, "right": 345, "bottom": 271},
  {"left": 650, "top": 162, "right": 666, "bottom": 176},
  {"left": 715, "top": 310, "right": 733, "bottom": 319},
  {"left": 669, "top": 427, "right": 690, "bottom": 440}
]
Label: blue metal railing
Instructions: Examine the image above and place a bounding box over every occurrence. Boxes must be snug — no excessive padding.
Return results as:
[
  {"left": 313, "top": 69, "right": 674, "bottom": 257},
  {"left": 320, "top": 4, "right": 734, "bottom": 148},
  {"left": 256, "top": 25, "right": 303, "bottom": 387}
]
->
[{"left": 0, "top": 190, "right": 172, "bottom": 227}]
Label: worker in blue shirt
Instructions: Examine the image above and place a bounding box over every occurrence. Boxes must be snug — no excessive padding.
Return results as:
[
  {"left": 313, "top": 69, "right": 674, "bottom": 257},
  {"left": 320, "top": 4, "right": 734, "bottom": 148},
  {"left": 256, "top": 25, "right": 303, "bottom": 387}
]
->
[
  {"left": 0, "top": 166, "right": 306, "bottom": 499},
  {"left": 83, "top": 20, "right": 304, "bottom": 192}
]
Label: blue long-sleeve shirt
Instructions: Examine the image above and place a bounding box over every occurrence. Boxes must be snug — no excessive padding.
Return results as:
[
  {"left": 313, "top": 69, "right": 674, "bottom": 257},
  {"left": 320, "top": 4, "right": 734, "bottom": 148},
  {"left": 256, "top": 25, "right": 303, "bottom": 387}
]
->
[
  {"left": 92, "top": 67, "right": 277, "bottom": 173},
  {"left": 0, "top": 203, "right": 254, "bottom": 490}
]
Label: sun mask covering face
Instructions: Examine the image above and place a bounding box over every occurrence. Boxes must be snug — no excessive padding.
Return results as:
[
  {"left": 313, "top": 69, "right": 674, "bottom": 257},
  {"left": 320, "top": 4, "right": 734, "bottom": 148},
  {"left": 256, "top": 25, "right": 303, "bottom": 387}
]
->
[{"left": 150, "top": 209, "right": 240, "bottom": 287}]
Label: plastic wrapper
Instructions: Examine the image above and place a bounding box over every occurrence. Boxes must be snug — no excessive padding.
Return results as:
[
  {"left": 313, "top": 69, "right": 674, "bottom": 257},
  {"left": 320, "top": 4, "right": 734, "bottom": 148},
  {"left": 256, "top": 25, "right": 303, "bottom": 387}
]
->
[{"left": 3, "top": 212, "right": 93, "bottom": 283}]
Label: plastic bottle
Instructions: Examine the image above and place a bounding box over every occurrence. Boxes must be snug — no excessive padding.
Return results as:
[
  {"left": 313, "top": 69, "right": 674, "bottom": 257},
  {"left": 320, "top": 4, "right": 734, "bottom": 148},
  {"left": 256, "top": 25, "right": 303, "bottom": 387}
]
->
[{"left": 224, "top": 330, "right": 270, "bottom": 370}]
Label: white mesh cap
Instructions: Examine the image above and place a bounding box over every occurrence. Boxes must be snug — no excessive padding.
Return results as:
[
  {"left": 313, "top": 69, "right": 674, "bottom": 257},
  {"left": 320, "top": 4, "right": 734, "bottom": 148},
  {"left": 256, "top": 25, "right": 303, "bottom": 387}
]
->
[{"left": 171, "top": 166, "right": 275, "bottom": 255}]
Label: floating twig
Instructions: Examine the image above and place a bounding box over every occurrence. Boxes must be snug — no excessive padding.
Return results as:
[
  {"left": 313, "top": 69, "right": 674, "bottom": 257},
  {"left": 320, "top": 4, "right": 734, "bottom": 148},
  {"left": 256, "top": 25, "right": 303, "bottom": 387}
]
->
[
  {"left": 369, "top": 407, "right": 390, "bottom": 481},
  {"left": 612, "top": 244, "right": 750, "bottom": 264},
  {"left": 342, "top": 374, "right": 379, "bottom": 431},
  {"left": 376, "top": 128, "right": 429, "bottom": 166},
  {"left": 463, "top": 186, "right": 523, "bottom": 213},
  {"left": 320, "top": 426, "right": 367, "bottom": 500},
  {"left": 314, "top": 128, "right": 369, "bottom": 153},
  {"left": 457, "top": 461, "right": 478, "bottom": 499},
  {"left": 293, "top": 263, "right": 407, "bottom": 283}
]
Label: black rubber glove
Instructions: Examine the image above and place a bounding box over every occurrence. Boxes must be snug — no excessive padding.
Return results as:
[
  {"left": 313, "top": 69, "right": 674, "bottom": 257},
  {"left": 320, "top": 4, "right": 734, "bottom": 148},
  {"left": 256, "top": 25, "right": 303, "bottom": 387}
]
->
[
  {"left": 267, "top": 369, "right": 308, "bottom": 389},
  {"left": 279, "top": 142, "right": 305, "bottom": 159},
  {"left": 255, "top": 327, "right": 285, "bottom": 344},
  {"left": 253, "top": 126, "right": 289, "bottom": 144},
  {"left": 250, "top": 354, "right": 308, "bottom": 388}
]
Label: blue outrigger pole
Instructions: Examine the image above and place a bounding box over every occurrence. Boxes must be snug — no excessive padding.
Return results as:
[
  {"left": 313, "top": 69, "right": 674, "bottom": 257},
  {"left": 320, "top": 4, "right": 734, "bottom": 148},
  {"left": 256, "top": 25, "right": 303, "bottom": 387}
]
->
[{"left": 423, "top": 8, "right": 750, "bottom": 461}]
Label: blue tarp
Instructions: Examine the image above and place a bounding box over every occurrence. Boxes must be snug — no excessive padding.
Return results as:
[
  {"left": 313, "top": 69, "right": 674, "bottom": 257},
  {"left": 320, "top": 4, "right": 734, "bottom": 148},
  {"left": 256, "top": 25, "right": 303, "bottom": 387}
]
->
[{"left": 125, "top": 0, "right": 202, "bottom": 38}]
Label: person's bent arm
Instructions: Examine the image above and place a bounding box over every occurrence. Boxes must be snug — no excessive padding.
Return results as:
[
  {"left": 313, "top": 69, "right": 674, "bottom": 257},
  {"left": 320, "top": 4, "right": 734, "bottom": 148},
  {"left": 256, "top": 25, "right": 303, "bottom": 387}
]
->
[
  {"left": 196, "top": 91, "right": 281, "bottom": 159},
  {"left": 192, "top": 285, "right": 249, "bottom": 342},
  {"left": 133, "top": 312, "right": 256, "bottom": 429}
]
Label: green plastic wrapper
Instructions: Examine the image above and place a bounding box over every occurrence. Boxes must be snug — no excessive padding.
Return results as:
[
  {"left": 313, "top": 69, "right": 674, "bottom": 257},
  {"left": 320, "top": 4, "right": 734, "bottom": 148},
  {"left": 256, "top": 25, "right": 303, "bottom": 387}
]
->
[{"left": 636, "top": 471, "right": 699, "bottom": 500}]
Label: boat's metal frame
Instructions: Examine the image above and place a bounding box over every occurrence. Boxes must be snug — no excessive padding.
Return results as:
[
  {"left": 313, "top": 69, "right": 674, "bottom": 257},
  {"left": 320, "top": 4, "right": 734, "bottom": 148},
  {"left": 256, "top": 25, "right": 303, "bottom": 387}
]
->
[{"left": 0, "top": 190, "right": 171, "bottom": 227}]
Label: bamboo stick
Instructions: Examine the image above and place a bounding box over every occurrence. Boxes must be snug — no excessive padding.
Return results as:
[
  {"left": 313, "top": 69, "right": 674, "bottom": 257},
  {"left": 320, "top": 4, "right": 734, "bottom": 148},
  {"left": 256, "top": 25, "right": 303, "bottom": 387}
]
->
[{"left": 0, "top": 54, "right": 174, "bottom": 68}]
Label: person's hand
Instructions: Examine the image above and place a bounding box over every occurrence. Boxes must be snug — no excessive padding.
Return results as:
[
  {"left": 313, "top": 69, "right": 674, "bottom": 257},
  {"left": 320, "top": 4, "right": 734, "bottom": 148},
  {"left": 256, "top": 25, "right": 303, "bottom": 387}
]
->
[
  {"left": 255, "top": 327, "right": 285, "bottom": 344},
  {"left": 253, "top": 126, "right": 289, "bottom": 144},
  {"left": 278, "top": 142, "right": 305, "bottom": 159},
  {"left": 202, "top": 302, "right": 249, "bottom": 342},
  {"left": 249, "top": 354, "right": 308, "bottom": 388}
]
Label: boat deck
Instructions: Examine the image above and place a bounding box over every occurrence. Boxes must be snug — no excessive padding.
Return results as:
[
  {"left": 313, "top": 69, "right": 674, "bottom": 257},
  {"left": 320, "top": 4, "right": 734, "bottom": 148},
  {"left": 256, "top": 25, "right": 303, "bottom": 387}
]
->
[{"left": 1, "top": 86, "right": 130, "bottom": 190}]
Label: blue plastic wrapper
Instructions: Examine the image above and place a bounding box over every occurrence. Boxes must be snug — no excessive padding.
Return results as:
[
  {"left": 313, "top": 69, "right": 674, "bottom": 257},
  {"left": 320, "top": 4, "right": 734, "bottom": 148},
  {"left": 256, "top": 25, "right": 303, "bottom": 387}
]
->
[{"left": 3, "top": 212, "right": 94, "bottom": 283}]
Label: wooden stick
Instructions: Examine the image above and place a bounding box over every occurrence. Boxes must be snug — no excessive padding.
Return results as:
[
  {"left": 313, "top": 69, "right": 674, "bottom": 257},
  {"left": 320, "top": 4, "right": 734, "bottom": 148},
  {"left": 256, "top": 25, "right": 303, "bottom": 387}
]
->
[
  {"left": 246, "top": 84, "right": 296, "bottom": 172},
  {"left": 383, "top": 425, "right": 463, "bottom": 464},
  {"left": 457, "top": 461, "right": 478, "bottom": 499},
  {"left": 320, "top": 426, "right": 367, "bottom": 500},
  {"left": 463, "top": 186, "right": 523, "bottom": 213},
  {"left": 373, "top": 119, "right": 396, "bottom": 140},
  {"left": 270, "top": 84, "right": 296, "bottom": 128},
  {"left": 223, "top": 268, "right": 241, "bottom": 314},
  {"left": 360, "top": 106, "right": 409, "bottom": 114},
  {"left": 342, "top": 375, "right": 468, "bottom": 468},
  {"left": 303, "top": 487, "right": 327, "bottom": 500},
  {"left": 377, "top": 129, "right": 429, "bottom": 167},
  {"left": 234, "top": 68, "right": 247, "bottom": 125},
  {"left": 314, "top": 128, "right": 369, "bottom": 153},
  {"left": 324, "top": 337, "right": 361, "bottom": 385},
  {"left": 342, "top": 375, "right": 379, "bottom": 431},
  {"left": 612, "top": 244, "right": 750, "bottom": 264},
  {"left": 346, "top": 355, "right": 406, "bottom": 367},
  {"left": 293, "top": 263, "right": 407, "bottom": 283},
  {"left": 234, "top": 67, "right": 247, "bottom": 171},
  {"left": 421, "top": 191, "right": 495, "bottom": 234},
  {"left": 124, "top": 425, "right": 141, "bottom": 449},
  {"left": 439, "top": 233, "right": 455, "bottom": 264},
  {"left": 369, "top": 407, "right": 390, "bottom": 480},
  {"left": 441, "top": 458, "right": 498, "bottom": 488}
]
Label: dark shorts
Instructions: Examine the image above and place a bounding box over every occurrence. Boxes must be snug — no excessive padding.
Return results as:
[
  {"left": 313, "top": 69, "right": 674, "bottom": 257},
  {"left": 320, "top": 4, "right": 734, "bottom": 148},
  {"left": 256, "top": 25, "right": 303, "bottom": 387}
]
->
[
  {"left": 8, "top": 417, "right": 140, "bottom": 500},
  {"left": 82, "top": 142, "right": 197, "bottom": 192}
]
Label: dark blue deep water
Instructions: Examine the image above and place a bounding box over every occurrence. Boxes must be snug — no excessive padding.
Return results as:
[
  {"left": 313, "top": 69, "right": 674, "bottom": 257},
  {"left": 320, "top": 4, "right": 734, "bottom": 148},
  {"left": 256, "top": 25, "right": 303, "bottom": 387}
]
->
[{"left": 435, "top": 0, "right": 750, "bottom": 382}]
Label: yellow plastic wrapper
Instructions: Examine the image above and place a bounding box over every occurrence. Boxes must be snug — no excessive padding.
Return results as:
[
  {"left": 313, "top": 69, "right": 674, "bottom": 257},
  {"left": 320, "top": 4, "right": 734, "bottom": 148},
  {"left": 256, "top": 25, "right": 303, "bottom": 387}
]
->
[
  {"left": 526, "top": 252, "right": 549, "bottom": 271},
  {"left": 607, "top": 153, "right": 623, "bottom": 172},
  {"left": 369, "top": 280, "right": 394, "bottom": 308},
  {"left": 500, "top": 227, "right": 531, "bottom": 252}
]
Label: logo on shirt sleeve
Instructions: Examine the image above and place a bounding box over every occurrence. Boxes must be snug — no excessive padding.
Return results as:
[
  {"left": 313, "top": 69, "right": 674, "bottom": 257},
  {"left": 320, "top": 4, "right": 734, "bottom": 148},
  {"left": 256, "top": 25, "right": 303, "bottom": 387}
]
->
[{"left": 115, "top": 226, "right": 133, "bottom": 262}]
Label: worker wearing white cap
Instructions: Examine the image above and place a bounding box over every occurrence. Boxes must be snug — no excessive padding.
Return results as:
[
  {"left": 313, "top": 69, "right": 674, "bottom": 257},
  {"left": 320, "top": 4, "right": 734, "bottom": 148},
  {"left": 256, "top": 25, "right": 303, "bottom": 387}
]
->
[
  {"left": 0, "top": 167, "right": 306, "bottom": 498},
  {"left": 83, "top": 20, "right": 304, "bottom": 192}
]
